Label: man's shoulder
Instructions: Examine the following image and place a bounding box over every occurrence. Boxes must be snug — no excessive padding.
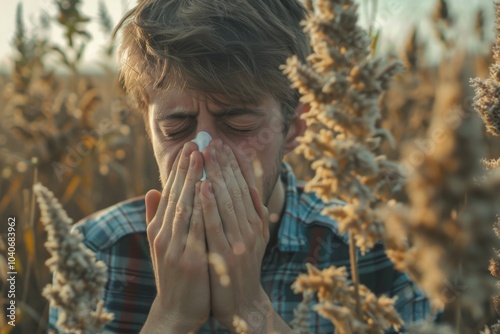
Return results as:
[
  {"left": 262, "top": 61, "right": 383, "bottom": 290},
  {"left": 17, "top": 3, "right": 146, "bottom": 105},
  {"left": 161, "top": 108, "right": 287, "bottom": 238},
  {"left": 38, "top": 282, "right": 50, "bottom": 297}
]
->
[{"left": 71, "top": 196, "right": 147, "bottom": 252}]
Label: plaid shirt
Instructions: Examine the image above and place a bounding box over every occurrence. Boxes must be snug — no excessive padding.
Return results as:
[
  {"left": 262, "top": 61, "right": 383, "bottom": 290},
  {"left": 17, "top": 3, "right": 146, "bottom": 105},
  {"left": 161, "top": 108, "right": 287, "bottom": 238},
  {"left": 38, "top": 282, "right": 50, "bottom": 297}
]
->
[{"left": 49, "top": 163, "right": 433, "bottom": 333}]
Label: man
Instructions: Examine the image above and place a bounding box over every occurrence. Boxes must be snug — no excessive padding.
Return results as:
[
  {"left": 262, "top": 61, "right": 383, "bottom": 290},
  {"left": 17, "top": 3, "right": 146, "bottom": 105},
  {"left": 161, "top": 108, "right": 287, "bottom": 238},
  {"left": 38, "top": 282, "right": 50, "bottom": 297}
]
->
[{"left": 49, "top": 0, "right": 431, "bottom": 333}]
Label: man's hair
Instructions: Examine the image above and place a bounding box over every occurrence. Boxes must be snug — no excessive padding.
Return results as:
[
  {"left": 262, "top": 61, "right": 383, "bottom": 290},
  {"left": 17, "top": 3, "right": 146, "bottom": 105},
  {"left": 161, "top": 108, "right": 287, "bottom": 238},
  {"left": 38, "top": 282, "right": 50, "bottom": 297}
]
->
[{"left": 114, "top": 0, "right": 309, "bottom": 135}]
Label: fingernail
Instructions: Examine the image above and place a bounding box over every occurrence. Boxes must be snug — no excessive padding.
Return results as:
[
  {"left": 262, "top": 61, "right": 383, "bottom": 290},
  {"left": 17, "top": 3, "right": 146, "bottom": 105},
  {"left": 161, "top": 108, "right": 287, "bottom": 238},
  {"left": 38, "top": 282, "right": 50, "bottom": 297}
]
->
[{"left": 207, "top": 182, "right": 214, "bottom": 195}]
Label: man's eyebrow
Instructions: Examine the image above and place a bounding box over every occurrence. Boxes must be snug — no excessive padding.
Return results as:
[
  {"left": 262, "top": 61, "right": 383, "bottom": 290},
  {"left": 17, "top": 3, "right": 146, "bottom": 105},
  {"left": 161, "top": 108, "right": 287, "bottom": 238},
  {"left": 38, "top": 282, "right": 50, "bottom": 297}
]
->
[
  {"left": 154, "top": 109, "right": 197, "bottom": 121},
  {"left": 211, "top": 107, "right": 266, "bottom": 117},
  {"left": 155, "top": 107, "right": 266, "bottom": 121}
]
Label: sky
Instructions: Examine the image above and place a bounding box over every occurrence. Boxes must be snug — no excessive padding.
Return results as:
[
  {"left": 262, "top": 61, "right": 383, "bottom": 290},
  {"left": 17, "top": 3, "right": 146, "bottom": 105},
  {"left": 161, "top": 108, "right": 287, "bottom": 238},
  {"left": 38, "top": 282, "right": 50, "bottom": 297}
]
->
[{"left": 0, "top": 0, "right": 495, "bottom": 74}]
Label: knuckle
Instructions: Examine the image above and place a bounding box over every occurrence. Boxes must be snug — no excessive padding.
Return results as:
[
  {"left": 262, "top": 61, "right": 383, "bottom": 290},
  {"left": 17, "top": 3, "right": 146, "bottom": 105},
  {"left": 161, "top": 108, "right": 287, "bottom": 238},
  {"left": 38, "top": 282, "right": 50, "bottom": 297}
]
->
[
  {"left": 206, "top": 222, "right": 224, "bottom": 235},
  {"left": 175, "top": 201, "right": 191, "bottom": 218},
  {"left": 223, "top": 199, "right": 235, "bottom": 214},
  {"left": 193, "top": 199, "right": 202, "bottom": 211},
  {"left": 213, "top": 170, "right": 224, "bottom": 181},
  {"left": 212, "top": 176, "right": 225, "bottom": 189},
  {"left": 168, "top": 190, "right": 180, "bottom": 204},
  {"left": 164, "top": 252, "right": 178, "bottom": 266},
  {"left": 262, "top": 206, "right": 269, "bottom": 216},
  {"left": 240, "top": 182, "right": 249, "bottom": 195},
  {"left": 221, "top": 168, "right": 231, "bottom": 181},
  {"left": 185, "top": 173, "right": 197, "bottom": 184},
  {"left": 230, "top": 186, "right": 242, "bottom": 200},
  {"left": 249, "top": 214, "right": 261, "bottom": 227},
  {"left": 153, "top": 236, "right": 166, "bottom": 254},
  {"left": 178, "top": 157, "right": 189, "bottom": 172},
  {"left": 146, "top": 222, "right": 159, "bottom": 242}
]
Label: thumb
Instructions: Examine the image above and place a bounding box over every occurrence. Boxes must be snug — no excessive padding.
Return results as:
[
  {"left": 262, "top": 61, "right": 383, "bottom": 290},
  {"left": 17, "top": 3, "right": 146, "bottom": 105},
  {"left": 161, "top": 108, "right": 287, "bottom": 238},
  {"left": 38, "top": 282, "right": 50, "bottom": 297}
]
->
[{"left": 145, "top": 189, "right": 161, "bottom": 225}]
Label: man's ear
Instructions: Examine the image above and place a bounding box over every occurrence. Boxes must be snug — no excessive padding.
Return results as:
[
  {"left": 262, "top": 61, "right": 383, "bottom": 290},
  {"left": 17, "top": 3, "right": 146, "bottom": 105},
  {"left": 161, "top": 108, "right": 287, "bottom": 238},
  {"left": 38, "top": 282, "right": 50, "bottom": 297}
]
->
[{"left": 284, "top": 102, "right": 309, "bottom": 154}]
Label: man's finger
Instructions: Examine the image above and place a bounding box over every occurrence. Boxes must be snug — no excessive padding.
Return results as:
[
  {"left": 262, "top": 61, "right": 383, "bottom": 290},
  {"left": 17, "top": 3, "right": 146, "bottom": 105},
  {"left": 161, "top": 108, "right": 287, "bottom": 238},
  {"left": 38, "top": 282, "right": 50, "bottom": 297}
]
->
[
  {"left": 232, "top": 144, "right": 259, "bottom": 194},
  {"left": 153, "top": 148, "right": 182, "bottom": 228},
  {"left": 204, "top": 141, "right": 242, "bottom": 251},
  {"left": 164, "top": 142, "right": 198, "bottom": 236},
  {"left": 184, "top": 181, "right": 206, "bottom": 258},
  {"left": 170, "top": 151, "right": 203, "bottom": 258},
  {"left": 201, "top": 181, "right": 230, "bottom": 252},
  {"left": 249, "top": 185, "right": 269, "bottom": 241},
  {"left": 145, "top": 189, "right": 162, "bottom": 225}
]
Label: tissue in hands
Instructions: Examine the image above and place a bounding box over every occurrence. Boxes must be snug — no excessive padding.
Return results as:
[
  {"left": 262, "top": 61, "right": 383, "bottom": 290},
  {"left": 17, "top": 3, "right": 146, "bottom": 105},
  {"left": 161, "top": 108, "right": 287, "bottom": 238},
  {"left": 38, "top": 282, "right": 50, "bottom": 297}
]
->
[{"left": 190, "top": 131, "right": 212, "bottom": 181}]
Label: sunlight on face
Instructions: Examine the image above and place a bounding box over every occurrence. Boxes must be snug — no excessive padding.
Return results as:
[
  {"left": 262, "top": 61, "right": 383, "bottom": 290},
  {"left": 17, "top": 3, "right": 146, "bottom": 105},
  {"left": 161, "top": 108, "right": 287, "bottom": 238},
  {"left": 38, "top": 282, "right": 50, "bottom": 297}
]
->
[{"left": 148, "top": 88, "right": 287, "bottom": 205}]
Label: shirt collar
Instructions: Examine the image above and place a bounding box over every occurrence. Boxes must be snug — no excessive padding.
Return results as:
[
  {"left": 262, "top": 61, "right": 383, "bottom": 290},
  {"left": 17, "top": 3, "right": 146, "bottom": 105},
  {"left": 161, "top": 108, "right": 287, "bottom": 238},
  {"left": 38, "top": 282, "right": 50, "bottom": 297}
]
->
[
  {"left": 277, "top": 162, "right": 348, "bottom": 253},
  {"left": 277, "top": 162, "right": 311, "bottom": 252}
]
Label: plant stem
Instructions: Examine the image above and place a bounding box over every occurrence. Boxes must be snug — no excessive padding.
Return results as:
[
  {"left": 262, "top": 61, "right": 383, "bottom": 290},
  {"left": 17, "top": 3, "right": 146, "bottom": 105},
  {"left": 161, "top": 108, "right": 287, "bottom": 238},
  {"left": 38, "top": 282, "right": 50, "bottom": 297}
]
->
[{"left": 349, "top": 231, "right": 362, "bottom": 319}]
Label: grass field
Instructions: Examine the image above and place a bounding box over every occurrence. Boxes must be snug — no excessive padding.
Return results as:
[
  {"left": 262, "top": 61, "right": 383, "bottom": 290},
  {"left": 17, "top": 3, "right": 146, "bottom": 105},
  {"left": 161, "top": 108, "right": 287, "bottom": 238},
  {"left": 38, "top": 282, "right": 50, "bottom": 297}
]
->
[{"left": 1, "top": 0, "right": 500, "bottom": 333}]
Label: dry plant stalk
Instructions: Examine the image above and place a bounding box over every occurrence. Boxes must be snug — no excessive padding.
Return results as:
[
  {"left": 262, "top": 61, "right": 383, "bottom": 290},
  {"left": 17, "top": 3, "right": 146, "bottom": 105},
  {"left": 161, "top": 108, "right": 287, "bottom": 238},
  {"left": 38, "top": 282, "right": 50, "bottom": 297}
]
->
[
  {"left": 281, "top": 0, "right": 403, "bottom": 256},
  {"left": 292, "top": 263, "right": 403, "bottom": 334},
  {"left": 281, "top": 0, "right": 405, "bottom": 330},
  {"left": 290, "top": 291, "right": 313, "bottom": 334},
  {"left": 33, "top": 183, "right": 113, "bottom": 333},
  {"left": 382, "top": 51, "right": 500, "bottom": 332},
  {"left": 483, "top": 158, "right": 500, "bottom": 171},
  {"left": 482, "top": 322, "right": 500, "bottom": 334},
  {"left": 471, "top": 3, "right": 500, "bottom": 137}
]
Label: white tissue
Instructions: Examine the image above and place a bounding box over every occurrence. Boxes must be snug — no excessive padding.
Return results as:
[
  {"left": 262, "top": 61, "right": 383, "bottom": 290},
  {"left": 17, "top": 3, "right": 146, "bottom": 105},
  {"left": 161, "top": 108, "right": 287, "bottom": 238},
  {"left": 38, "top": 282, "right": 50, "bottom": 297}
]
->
[{"left": 191, "top": 131, "right": 212, "bottom": 181}]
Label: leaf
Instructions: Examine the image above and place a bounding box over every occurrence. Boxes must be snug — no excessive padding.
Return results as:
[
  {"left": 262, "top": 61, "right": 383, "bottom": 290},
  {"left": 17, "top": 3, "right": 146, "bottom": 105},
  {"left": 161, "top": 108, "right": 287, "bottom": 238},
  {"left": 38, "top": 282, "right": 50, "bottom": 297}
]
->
[
  {"left": 50, "top": 45, "right": 72, "bottom": 69},
  {"left": 62, "top": 175, "right": 81, "bottom": 204},
  {"left": 75, "top": 42, "right": 87, "bottom": 62}
]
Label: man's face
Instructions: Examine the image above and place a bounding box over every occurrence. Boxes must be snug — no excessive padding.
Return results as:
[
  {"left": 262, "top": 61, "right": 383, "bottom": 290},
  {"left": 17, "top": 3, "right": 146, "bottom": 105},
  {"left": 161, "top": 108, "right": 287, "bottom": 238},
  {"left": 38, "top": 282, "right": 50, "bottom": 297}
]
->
[{"left": 148, "top": 88, "right": 288, "bottom": 205}]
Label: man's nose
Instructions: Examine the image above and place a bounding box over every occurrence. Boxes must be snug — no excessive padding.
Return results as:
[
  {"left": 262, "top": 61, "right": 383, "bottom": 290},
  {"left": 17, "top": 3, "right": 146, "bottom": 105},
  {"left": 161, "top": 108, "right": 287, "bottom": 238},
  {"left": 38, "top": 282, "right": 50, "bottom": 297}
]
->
[{"left": 193, "top": 120, "right": 220, "bottom": 143}]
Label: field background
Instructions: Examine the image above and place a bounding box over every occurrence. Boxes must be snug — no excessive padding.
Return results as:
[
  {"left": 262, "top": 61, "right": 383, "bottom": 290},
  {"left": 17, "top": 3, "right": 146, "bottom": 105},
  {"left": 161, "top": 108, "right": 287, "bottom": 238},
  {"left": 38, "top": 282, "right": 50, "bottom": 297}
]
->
[{"left": 1, "top": 0, "right": 500, "bottom": 333}]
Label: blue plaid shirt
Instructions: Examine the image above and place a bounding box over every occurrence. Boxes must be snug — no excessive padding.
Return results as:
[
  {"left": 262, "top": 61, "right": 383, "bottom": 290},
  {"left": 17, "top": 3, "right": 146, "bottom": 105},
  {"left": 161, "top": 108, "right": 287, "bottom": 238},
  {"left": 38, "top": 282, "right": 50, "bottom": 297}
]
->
[{"left": 49, "top": 163, "right": 433, "bottom": 333}]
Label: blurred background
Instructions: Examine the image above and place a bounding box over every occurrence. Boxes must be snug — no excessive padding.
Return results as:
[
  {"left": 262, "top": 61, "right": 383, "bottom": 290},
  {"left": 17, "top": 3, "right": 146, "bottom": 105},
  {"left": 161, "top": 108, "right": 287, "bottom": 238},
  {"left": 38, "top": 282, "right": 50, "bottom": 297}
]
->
[{"left": 0, "top": 0, "right": 499, "bottom": 333}]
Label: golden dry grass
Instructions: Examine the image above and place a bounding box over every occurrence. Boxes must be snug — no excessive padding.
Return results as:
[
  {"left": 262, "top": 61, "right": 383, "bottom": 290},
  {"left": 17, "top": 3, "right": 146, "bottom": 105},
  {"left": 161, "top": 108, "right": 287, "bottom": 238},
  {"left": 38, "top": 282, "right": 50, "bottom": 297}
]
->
[{"left": 1, "top": 0, "right": 500, "bottom": 333}]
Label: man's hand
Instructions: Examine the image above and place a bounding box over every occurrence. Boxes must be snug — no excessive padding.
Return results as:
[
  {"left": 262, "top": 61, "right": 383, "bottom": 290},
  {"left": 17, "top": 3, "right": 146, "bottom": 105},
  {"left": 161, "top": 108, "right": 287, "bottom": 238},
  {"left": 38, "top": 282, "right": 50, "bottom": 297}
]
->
[
  {"left": 143, "top": 142, "right": 210, "bottom": 333},
  {"left": 201, "top": 139, "right": 271, "bottom": 331}
]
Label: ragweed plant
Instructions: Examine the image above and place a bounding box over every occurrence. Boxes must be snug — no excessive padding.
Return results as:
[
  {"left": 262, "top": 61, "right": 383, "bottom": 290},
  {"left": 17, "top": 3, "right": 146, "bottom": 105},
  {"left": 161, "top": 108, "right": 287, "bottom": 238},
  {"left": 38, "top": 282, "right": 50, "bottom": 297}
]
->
[
  {"left": 33, "top": 183, "right": 113, "bottom": 333},
  {"left": 0, "top": 2, "right": 158, "bottom": 332},
  {"left": 471, "top": 3, "right": 500, "bottom": 137},
  {"left": 382, "top": 17, "right": 500, "bottom": 333},
  {"left": 471, "top": 3, "right": 500, "bottom": 331},
  {"left": 282, "top": 0, "right": 404, "bottom": 330},
  {"left": 292, "top": 263, "right": 402, "bottom": 334},
  {"left": 282, "top": 0, "right": 403, "bottom": 257}
]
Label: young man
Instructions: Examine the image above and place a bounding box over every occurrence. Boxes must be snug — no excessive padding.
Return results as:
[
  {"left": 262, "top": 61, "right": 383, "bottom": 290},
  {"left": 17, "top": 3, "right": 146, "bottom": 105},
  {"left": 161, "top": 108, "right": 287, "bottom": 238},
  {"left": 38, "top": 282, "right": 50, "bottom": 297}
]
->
[{"left": 49, "top": 0, "right": 431, "bottom": 333}]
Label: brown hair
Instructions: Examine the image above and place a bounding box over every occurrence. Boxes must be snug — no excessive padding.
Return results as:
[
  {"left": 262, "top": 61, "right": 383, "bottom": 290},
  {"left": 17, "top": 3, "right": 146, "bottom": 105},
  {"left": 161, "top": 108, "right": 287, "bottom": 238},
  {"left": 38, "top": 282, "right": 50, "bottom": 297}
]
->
[{"left": 113, "top": 0, "right": 309, "bottom": 135}]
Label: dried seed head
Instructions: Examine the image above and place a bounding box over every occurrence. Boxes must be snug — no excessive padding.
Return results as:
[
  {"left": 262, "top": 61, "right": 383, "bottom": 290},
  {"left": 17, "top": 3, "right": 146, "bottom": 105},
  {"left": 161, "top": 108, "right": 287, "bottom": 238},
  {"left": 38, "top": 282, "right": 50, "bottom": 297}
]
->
[
  {"left": 292, "top": 263, "right": 403, "bottom": 333},
  {"left": 33, "top": 183, "right": 113, "bottom": 332},
  {"left": 471, "top": 3, "right": 500, "bottom": 136}
]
